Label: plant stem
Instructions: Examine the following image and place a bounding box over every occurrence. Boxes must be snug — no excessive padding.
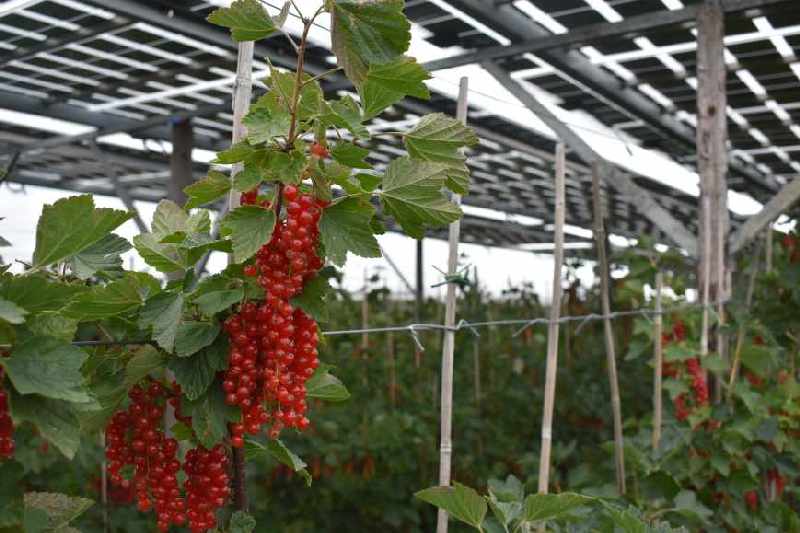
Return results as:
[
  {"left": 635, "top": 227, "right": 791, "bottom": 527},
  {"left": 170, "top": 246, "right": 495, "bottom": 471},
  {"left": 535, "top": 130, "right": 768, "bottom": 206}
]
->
[
  {"left": 231, "top": 445, "right": 248, "bottom": 511},
  {"left": 286, "top": 19, "right": 313, "bottom": 147},
  {"left": 302, "top": 67, "right": 343, "bottom": 87}
]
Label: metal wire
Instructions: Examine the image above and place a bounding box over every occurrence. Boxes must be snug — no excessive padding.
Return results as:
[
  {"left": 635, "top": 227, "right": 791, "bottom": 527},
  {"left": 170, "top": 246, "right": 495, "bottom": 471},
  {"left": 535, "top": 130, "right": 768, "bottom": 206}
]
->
[{"left": 0, "top": 302, "right": 713, "bottom": 353}]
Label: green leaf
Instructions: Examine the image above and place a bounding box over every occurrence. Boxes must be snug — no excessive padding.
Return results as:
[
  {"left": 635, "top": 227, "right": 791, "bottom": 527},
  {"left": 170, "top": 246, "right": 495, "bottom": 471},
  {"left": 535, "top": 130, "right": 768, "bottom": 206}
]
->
[
  {"left": 521, "top": 493, "right": 594, "bottom": 523},
  {"left": 67, "top": 233, "right": 131, "bottom": 279},
  {"left": 168, "top": 337, "right": 228, "bottom": 401},
  {"left": 415, "top": 483, "right": 487, "bottom": 529},
  {"left": 233, "top": 165, "right": 263, "bottom": 193},
  {"left": 322, "top": 96, "right": 369, "bottom": 139},
  {"left": 488, "top": 475, "right": 524, "bottom": 502},
  {"left": 306, "top": 364, "right": 350, "bottom": 402},
  {"left": 133, "top": 233, "right": 186, "bottom": 274},
  {"left": 380, "top": 156, "right": 462, "bottom": 238},
  {"left": 207, "top": 0, "right": 285, "bottom": 42},
  {"left": 24, "top": 492, "right": 93, "bottom": 529},
  {"left": 262, "top": 150, "right": 306, "bottom": 185},
  {"left": 26, "top": 312, "right": 78, "bottom": 342},
  {"left": 214, "top": 141, "right": 257, "bottom": 164},
  {"left": 0, "top": 274, "right": 86, "bottom": 314},
  {"left": 663, "top": 344, "right": 696, "bottom": 363},
  {"left": 230, "top": 511, "right": 257, "bottom": 533},
  {"left": 488, "top": 500, "right": 521, "bottom": 530},
  {"left": 0, "top": 298, "right": 25, "bottom": 325},
  {"left": 741, "top": 344, "right": 777, "bottom": 377},
  {"left": 319, "top": 197, "right": 381, "bottom": 266},
  {"left": 361, "top": 56, "right": 431, "bottom": 119},
  {"left": 32, "top": 195, "right": 132, "bottom": 269},
  {"left": 124, "top": 346, "right": 167, "bottom": 388},
  {"left": 139, "top": 292, "right": 184, "bottom": 352},
  {"left": 64, "top": 272, "right": 156, "bottom": 320},
  {"left": 2, "top": 337, "right": 90, "bottom": 404},
  {"left": 221, "top": 206, "right": 277, "bottom": 264},
  {"left": 331, "top": 142, "right": 372, "bottom": 169},
  {"left": 170, "top": 421, "right": 194, "bottom": 441},
  {"left": 245, "top": 439, "right": 312, "bottom": 486},
  {"left": 151, "top": 200, "right": 188, "bottom": 238},
  {"left": 702, "top": 354, "right": 728, "bottom": 373},
  {"left": 184, "top": 382, "right": 240, "bottom": 449},
  {"left": 330, "top": 0, "right": 411, "bottom": 85},
  {"left": 12, "top": 393, "right": 81, "bottom": 459},
  {"left": 195, "top": 288, "right": 244, "bottom": 317},
  {"left": 671, "top": 490, "right": 712, "bottom": 523},
  {"left": 184, "top": 171, "right": 232, "bottom": 209},
  {"left": 243, "top": 106, "right": 291, "bottom": 145},
  {"left": 23, "top": 506, "right": 48, "bottom": 533},
  {"left": 290, "top": 267, "right": 336, "bottom": 323},
  {"left": 404, "top": 113, "right": 477, "bottom": 194},
  {"left": 174, "top": 321, "right": 221, "bottom": 358}
]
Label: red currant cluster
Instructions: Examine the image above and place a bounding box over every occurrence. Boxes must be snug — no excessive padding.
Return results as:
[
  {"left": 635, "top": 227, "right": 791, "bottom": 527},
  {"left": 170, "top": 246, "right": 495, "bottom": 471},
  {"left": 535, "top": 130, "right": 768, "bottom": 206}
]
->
[
  {"left": 223, "top": 185, "right": 326, "bottom": 445},
  {"left": 105, "top": 381, "right": 186, "bottom": 532},
  {"left": 672, "top": 358, "right": 708, "bottom": 422},
  {"left": 0, "top": 366, "right": 13, "bottom": 460},
  {"left": 184, "top": 445, "right": 230, "bottom": 532}
]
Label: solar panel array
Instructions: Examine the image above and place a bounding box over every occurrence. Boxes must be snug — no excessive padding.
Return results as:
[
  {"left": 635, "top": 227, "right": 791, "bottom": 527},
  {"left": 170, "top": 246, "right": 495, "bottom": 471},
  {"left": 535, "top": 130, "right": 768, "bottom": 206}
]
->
[{"left": 0, "top": 0, "right": 795, "bottom": 250}]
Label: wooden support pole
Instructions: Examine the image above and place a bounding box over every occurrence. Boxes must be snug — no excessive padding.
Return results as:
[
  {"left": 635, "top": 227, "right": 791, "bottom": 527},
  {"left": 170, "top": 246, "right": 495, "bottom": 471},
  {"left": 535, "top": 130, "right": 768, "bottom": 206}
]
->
[
  {"left": 228, "top": 40, "right": 254, "bottom": 514},
  {"left": 537, "top": 142, "right": 566, "bottom": 495},
  {"left": 765, "top": 222, "right": 774, "bottom": 272},
  {"left": 416, "top": 239, "right": 424, "bottom": 322},
  {"left": 168, "top": 118, "right": 194, "bottom": 205},
  {"left": 362, "top": 268, "right": 370, "bottom": 352},
  {"left": 652, "top": 272, "right": 664, "bottom": 451},
  {"left": 730, "top": 177, "right": 800, "bottom": 254},
  {"left": 436, "top": 77, "right": 469, "bottom": 533},
  {"left": 591, "top": 163, "right": 626, "bottom": 495}
]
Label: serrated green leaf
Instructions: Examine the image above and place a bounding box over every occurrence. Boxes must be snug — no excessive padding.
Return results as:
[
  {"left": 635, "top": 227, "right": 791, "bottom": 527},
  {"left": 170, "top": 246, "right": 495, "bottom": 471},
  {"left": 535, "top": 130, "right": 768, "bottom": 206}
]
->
[
  {"left": 244, "top": 439, "right": 311, "bottom": 486},
  {"left": 184, "top": 381, "right": 240, "bottom": 449},
  {"left": 306, "top": 364, "right": 350, "bottom": 402},
  {"left": 331, "top": 142, "right": 372, "bottom": 169},
  {"left": 151, "top": 200, "right": 188, "bottom": 238},
  {"left": 230, "top": 511, "right": 257, "bottom": 533},
  {"left": 64, "top": 272, "right": 156, "bottom": 320},
  {"left": 23, "top": 506, "right": 48, "bottom": 533},
  {"left": 26, "top": 312, "right": 78, "bottom": 342},
  {"left": 221, "top": 206, "right": 276, "bottom": 263},
  {"left": 67, "top": 233, "right": 131, "bottom": 279},
  {"left": 671, "top": 490, "right": 712, "bottom": 523},
  {"left": 2, "top": 337, "right": 90, "bottom": 404},
  {"left": 174, "top": 321, "right": 221, "bottom": 358},
  {"left": 263, "top": 150, "right": 306, "bottom": 185},
  {"left": 12, "top": 393, "right": 81, "bottom": 459},
  {"left": 32, "top": 195, "right": 132, "bottom": 269},
  {"left": 521, "top": 492, "right": 593, "bottom": 523},
  {"left": 184, "top": 171, "right": 231, "bottom": 209},
  {"left": 663, "top": 344, "right": 696, "bottom": 362},
  {"left": 404, "top": 113, "right": 477, "bottom": 194},
  {"left": 488, "top": 475, "right": 524, "bottom": 502},
  {"left": 138, "top": 292, "right": 184, "bottom": 352},
  {"left": 415, "top": 483, "right": 487, "bottom": 528},
  {"left": 233, "top": 164, "right": 263, "bottom": 193},
  {"left": 322, "top": 96, "right": 369, "bottom": 139},
  {"left": 133, "top": 233, "right": 186, "bottom": 274},
  {"left": 741, "top": 344, "right": 777, "bottom": 377},
  {"left": 214, "top": 141, "right": 257, "bottom": 164},
  {"left": 356, "top": 173, "right": 382, "bottom": 192},
  {"left": 702, "top": 354, "right": 728, "bottom": 373},
  {"left": 124, "top": 346, "right": 166, "bottom": 388},
  {"left": 330, "top": 0, "right": 411, "bottom": 85},
  {"left": 361, "top": 56, "right": 431, "bottom": 119},
  {"left": 0, "top": 274, "right": 86, "bottom": 314},
  {"left": 380, "top": 156, "right": 462, "bottom": 238},
  {"left": 0, "top": 298, "right": 25, "bottom": 325},
  {"left": 207, "top": 0, "right": 285, "bottom": 41},
  {"left": 196, "top": 288, "right": 244, "bottom": 317},
  {"left": 290, "top": 267, "right": 336, "bottom": 323},
  {"left": 170, "top": 421, "right": 194, "bottom": 441},
  {"left": 244, "top": 106, "right": 291, "bottom": 145},
  {"left": 168, "top": 337, "right": 228, "bottom": 401},
  {"left": 24, "top": 492, "right": 93, "bottom": 529},
  {"left": 319, "top": 197, "right": 381, "bottom": 266}
]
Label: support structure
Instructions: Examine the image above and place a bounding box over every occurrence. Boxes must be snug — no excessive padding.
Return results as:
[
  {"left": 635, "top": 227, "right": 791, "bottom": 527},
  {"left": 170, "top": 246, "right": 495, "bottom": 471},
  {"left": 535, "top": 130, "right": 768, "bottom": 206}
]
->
[
  {"left": 416, "top": 239, "right": 424, "bottom": 323},
  {"left": 537, "top": 142, "right": 566, "bottom": 495},
  {"left": 652, "top": 272, "right": 664, "bottom": 451},
  {"left": 227, "top": 40, "right": 255, "bottom": 513},
  {"left": 697, "top": 0, "right": 731, "bottom": 303},
  {"left": 730, "top": 177, "right": 800, "bottom": 254},
  {"left": 483, "top": 61, "right": 697, "bottom": 256},
  {"left": 591, "top": 163, "right": 626, "bottom": 495},
  {"left": 436, "top": 77, "right": 469, "bottom": 533},
  {"left": 168, "top": 119, "right": 194, "bottom": 206}
]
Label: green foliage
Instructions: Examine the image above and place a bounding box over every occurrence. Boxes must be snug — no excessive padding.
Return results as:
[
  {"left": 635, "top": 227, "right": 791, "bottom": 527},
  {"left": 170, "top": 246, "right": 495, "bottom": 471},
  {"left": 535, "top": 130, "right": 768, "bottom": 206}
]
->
[
  {"left": 2, "top": 337, "right": 90, "bottom": 404},
  {"left": 245, "top": 439, "right": 312, "bottom": 486},
  {"left": 23, "top": 492, "right": 93, "bottom": 531},
  {"left": 305, "top": 364, "right": 350, "bottom": 402},
  {"left": 221, "top": 205, "right": 277, "bottom": 264},
  {"left": 207, "top": 0, "right": 288, "bottom": 42},
  {"left": 229, "top": 511, "right": 257, "bottom": 533},
  {"left": 319, "top": 197, "right": 381, "bottom": 266},
  {"left": 183, "top": 170, "right": 232, "bottom": 209}
]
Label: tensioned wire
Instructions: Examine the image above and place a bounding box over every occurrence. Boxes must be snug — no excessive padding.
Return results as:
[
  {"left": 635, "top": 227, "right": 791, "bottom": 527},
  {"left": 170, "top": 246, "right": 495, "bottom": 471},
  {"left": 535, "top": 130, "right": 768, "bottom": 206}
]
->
[{"left": 0, "top": 302, "right": 714, "bottom": 352}]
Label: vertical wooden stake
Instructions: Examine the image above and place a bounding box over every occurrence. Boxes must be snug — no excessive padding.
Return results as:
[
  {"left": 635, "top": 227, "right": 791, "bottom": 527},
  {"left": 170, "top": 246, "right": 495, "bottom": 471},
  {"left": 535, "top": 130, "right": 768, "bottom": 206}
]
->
[
  {"left": 765, "top": 223, "right": 773, "bottom": 272},
  {"left": 700, "top": 195, "right": 712, "bottom": 364},
  {"left": 537, "top": 142, "right": 566, "bottom": 495},
  {"left": 228, "top": 40, "right": 254, "bottom": 513},
  {"left": 361, "top": 268, "right": 369, "bottom": 352},
  {"left": 652, "top": 272, "right": 664, "bottom": 451},
  {"left": 436, "top": 77, "right": 469, "bottom": 533},
  {"left": 591, "top": 162, "right": 626, "bottom": 495}
]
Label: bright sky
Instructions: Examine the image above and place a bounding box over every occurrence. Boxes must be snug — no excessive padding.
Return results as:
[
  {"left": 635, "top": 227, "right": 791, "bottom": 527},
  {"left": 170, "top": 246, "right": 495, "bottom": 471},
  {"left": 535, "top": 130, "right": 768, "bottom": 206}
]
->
[{"left": 0, "top": 0, "right": 795, "bottom": 300}]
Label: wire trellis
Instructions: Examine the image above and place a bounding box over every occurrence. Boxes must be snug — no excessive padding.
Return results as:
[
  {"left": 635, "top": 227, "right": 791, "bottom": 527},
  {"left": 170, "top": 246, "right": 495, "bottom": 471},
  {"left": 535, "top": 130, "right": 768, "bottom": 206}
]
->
[{"left": 0, "top": 302, "right": 714, "bottom": 353}]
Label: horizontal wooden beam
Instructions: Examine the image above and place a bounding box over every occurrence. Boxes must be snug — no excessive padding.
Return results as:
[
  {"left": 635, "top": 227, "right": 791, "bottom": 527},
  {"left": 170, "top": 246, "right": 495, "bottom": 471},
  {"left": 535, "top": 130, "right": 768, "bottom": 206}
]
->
[
  {"left": 483, "top": 60, "right": 698, "bottom": 256},
  {"left": 730, "top": 176, "right": 800, "bottom": 253},
  {"left": 423, "top": 0, "right": 786, "bottom": 72}
]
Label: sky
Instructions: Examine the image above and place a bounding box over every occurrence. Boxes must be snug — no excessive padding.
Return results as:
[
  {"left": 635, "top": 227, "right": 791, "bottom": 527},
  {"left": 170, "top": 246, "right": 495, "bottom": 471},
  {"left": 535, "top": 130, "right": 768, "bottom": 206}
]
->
[{"left": 0, "top": 0, "right": 795, "bottom": 301}]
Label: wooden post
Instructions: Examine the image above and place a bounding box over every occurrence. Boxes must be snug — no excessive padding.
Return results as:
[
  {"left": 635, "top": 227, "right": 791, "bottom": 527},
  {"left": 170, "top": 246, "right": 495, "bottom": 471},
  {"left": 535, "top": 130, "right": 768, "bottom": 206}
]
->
[
  {"left": 652, "top": 272, "right": 664, "bottom": 451},
  {"left": 697, "top": 0, "right": 730, "bottom": 378},
  {"left": 537, "top": 142, "right": 566, "bottom": 495},
  {"left": 591, "top": 162, "right": 626, "bottom": 495},
  {"left": 228, "top": 40, "right": 254, "bottom": 513},
  {"left": 361, "top": 268, "right": 369, "bottom": 352},
  {"left": 168, "top": 118, "right": 193, "bottom": 205},
  {"left": 436, "top": 77, "right": 469, "bottom": 533},
  {"left": 765, "top": 223, "right": 773, "bottom": 272}
]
